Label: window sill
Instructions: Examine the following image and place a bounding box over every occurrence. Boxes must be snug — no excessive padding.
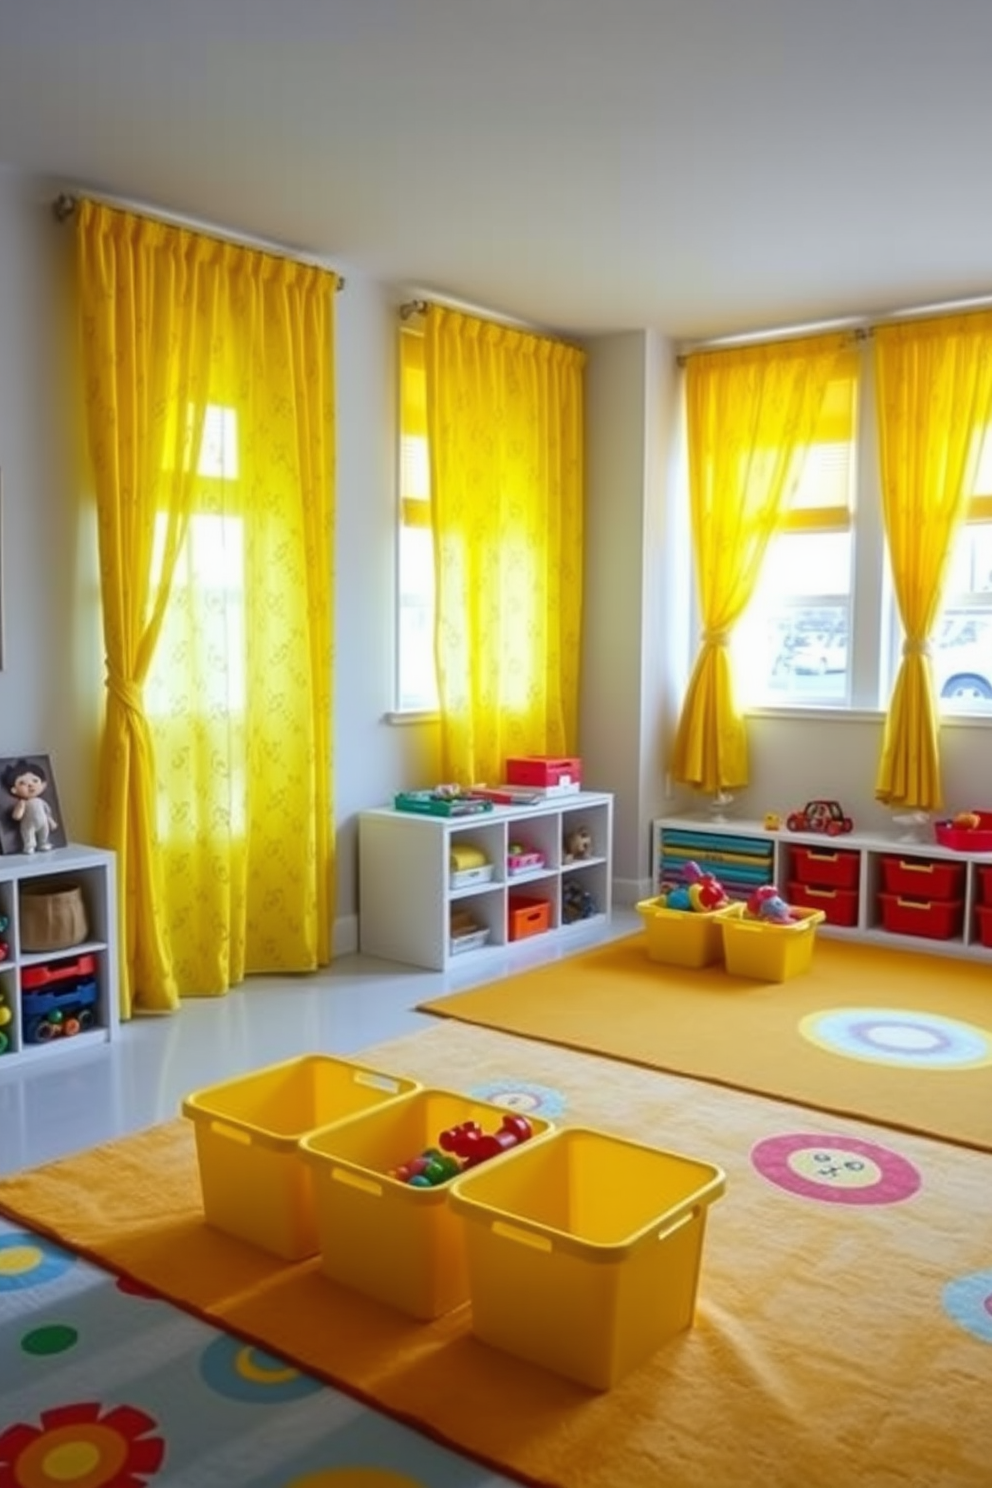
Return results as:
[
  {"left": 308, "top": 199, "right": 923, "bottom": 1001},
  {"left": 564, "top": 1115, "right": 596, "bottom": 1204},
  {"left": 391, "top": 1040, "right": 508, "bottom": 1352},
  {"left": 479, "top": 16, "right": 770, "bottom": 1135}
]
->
[{"left": 384, "top": 709, "right": 440, "bottom": 726}]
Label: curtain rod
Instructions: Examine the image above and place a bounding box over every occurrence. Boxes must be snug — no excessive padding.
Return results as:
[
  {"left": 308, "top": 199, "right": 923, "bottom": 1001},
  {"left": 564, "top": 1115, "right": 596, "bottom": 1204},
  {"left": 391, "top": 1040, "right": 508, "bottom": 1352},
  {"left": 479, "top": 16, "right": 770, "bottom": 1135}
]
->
[
  {"left": 676, "top": 291, "right": 992, "bottom": 366},
  {"left": 51, "top": 191, "right": 345, "bottom": 288}
]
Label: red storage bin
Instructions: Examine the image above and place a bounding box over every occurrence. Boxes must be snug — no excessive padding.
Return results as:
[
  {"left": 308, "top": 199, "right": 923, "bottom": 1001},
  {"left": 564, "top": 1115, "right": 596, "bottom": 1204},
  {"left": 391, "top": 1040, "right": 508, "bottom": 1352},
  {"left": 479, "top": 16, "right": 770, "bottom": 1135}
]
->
[
  {"left": 787, "top": 881, "right": 859, "bottom": 927},
  {"left": 878, "top": 893, "right": 963, "bottom": 941},
  {"left": 508, "top": 895, "right": 551, "bottom": 941},
  {"left": 978, "top": 865, "right": 992, "bottom": 907},
  {"left": 975, "top": 904, "right": 992, "bottom": 948},
  {"left": 880, "top": 856, "right": 965, "bottom": 900},
  {"left": 790, "top": 846, "right": 860, "bottom": 889},
  {"left": 505, "top": 756, "right": 582, "bottom": 790}
]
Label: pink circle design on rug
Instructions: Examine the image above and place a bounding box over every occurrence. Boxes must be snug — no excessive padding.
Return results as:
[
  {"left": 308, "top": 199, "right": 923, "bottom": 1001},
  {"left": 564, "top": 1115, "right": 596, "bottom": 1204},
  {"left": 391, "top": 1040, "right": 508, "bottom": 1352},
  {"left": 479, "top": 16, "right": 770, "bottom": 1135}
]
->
[{"left": 751, "top": 1133, "right": 922, "bottom": 1204}]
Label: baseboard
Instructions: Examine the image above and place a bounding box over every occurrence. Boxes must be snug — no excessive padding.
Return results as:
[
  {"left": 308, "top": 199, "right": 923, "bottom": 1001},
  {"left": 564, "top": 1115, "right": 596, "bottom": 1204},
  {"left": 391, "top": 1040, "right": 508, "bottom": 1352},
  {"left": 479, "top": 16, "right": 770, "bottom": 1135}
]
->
[{"left": 333, "top": 913, "right": 359, "bottom": 957}]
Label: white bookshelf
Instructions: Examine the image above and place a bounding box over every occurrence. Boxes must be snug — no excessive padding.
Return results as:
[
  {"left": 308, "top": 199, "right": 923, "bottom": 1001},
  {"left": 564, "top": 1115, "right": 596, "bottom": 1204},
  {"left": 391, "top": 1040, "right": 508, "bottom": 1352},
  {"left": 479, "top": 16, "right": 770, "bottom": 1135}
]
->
[
  {"left": 0, "top": 844, "right": 119, "bottom": 1072},
  {"left": 359, "top": 792, "right": 614, "bottom": 970},
  {"left": 653, "top": 814, "right": 992, "bottom": 963}
]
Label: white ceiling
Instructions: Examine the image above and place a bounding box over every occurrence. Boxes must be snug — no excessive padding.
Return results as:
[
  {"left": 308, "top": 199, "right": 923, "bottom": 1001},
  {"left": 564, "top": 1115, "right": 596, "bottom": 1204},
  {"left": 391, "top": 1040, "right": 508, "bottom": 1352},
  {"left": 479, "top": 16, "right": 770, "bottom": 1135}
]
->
[{"left": 2, "top": 0, "right": 992, "bottom": 341}]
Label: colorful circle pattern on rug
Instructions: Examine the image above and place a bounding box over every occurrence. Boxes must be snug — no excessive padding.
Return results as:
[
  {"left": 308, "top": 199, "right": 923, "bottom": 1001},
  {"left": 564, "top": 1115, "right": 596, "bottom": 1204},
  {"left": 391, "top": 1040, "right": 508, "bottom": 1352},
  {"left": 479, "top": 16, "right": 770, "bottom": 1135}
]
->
[
  {"left": 0, "top": 1232, "right": 74, "bottom": 1291},
  {"left": 799, "top": 1006, "right": 992, "bottom": 1068},
  {"left": 200, "top": 1334, "right": 324, "bottom": 1403},
  {"left": 751, "top": 1133, "right": 922, "bottom": 1204},
  {"left": 0, "top": 1401, "right": 165, "bottom": 1487},
  {"left": 466, "top": 1078, "right": 567, "bottom": 1117},
  {"left": 21, "top": 1324, "right": 79, "bottom": 1357},
  {"left": 943, "top": 1269, "right": 992, "bottom": 1344}
]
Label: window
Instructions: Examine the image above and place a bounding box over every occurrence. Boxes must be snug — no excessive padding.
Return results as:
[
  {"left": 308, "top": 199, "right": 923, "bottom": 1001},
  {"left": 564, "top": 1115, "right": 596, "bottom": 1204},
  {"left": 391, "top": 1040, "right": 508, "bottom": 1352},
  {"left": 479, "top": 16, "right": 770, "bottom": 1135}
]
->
[
  {"left": 733, "top": 360, "right": 859, "bottom": 707},
  {"left": 929, "top": 434, "right": 992, "bottom": 713},
  {"left": 396, "top": 325, "right": 438, "bottom": 713}
]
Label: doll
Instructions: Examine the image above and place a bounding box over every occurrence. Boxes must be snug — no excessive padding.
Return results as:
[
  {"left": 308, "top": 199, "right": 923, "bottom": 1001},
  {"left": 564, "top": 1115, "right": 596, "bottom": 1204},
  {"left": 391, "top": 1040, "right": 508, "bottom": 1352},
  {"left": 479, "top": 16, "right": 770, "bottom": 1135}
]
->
[{"left": 2, "top": 758, "right": 58, "bottom": 853}]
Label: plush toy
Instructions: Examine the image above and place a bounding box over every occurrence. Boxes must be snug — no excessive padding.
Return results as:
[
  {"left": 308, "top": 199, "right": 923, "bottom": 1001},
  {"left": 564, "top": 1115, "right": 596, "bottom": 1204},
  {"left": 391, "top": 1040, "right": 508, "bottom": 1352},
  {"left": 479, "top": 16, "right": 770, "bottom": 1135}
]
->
[
  {"left": 952, "top": 811, "right": 981, "bottom": 831},
  {"left": 563, "top": 826, "right": 593, "bottom": 862},
  {"left": 2, "top": 758, "right": 58, "bottom": 853},
  {"left": 746, "top": 884, "right": 795, "bottom": 924}
]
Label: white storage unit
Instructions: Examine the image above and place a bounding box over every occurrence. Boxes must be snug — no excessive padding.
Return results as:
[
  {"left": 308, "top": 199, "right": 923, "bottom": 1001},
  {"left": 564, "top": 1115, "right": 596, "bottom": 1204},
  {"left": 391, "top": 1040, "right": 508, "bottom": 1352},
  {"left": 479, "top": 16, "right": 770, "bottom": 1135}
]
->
[
  {"left": 359, "top": 792, "right": 614, "bottom": 970},
  {"left": 0, "top": 844, "right": 119, "bottom": 1072},
  {"left": 653, "top": 814, "right": 992, "bottom": 962}
]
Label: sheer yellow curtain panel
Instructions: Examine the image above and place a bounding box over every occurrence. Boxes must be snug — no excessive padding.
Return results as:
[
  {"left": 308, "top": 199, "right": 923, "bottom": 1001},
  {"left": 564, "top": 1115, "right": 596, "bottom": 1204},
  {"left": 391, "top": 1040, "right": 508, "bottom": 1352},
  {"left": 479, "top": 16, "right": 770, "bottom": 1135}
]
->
[
  {"left": 873, "top": 311, "right": 992, "bottom": 810},
  {"left": 671, "top": 333, "right": 855, "bottom": 794},
  {"left": 424, "top": 308, "right": 585, "bottom": 787},
  {"left": 77, "top": 200, "right": 337, "bottom": 1011}
]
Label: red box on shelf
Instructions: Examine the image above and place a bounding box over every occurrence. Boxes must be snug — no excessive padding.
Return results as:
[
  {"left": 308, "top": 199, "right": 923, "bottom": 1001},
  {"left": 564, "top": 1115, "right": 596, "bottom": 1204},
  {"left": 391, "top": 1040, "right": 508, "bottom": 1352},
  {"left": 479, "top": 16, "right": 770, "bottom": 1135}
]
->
[
  {"left": 508, "top": 895, "right": 551, "bottom": 941},
  {"left": 880, "top": 856, "right": 965, "bottom": 900},
  {"left": 787, "top": 881, "right": 859, "bottom": 927},
  {"left": 878, "top": 893, "right": 963, "bottom": 941},
  {"left": 978, "top": 865, "right": 992, "bottom": 907},
  {"left": 975, "top": 904, "right": 992, "bottom": 948},
  {"left": 790, "top": 846, "right": 860, "bottom": 889},
  {"left": 505, "top": 757, "right": 582, "bottom": 791},
  {"left": 934, "top": 811, "right": 992, "bottom": 852}
]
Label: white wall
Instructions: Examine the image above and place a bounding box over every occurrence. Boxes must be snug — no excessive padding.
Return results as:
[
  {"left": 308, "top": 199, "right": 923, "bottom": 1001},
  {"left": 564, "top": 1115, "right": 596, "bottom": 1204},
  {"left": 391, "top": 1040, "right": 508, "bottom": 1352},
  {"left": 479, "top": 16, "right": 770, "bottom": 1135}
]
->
[{"left": 1, "top": 167, "right": 988, "bottom": 951}]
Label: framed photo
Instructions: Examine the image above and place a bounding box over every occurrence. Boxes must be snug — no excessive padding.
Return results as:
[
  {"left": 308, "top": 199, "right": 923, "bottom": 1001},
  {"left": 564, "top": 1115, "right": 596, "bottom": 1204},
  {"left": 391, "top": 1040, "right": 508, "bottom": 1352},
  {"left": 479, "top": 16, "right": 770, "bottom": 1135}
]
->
[{"left": 0, "top": 753, "right": 68, "bottom": 856}]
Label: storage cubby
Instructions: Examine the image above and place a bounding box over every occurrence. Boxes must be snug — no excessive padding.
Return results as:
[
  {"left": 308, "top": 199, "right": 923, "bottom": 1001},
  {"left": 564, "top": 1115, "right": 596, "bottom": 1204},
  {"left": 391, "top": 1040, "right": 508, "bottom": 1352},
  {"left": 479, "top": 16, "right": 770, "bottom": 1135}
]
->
[
  {"left": 0, "top": 844, "right": 119, "bottom": 1071},
  {"left": 654, "top": 816, "right": 992, "bottom": 963},
  {"left": 360, "top": 793, "right": 613, "bottom": 970}
]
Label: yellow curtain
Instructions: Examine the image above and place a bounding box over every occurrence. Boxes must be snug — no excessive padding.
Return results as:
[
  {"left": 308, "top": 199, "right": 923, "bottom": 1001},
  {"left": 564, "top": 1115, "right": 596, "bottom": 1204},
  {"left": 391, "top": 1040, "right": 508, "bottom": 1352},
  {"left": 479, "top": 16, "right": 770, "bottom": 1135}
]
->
[
  {"left": 423, "top": 308, "right": 585, "bottom": 786},
  {"left": 77, "top": 200, "right": 336, "bottom": 1014},
  {"left": 873, "top": 311, "right": 992, "bottom": 810},
  {"left": 671, "top": 333, "right": 854, "bottom": 793}
]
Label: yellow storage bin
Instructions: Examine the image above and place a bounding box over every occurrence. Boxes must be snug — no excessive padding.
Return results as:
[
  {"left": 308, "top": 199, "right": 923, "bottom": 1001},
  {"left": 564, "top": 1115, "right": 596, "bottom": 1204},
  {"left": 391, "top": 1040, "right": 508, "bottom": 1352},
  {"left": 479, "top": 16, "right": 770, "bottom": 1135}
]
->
[
  {"left": 636, "top": 895, "right": 741, "bottom": 968},
  {"left": 182, "top": 1054, "right": 420, "bottom": 1261},
  {"left": 298, "top": 1088, "right": 554, "bottom": 1320},
  {"left": 720, "top": 906, "right": 826, "bottom": 982},
  {"left": 448, "top": 1126, "right": 726, "bottom": 1391}
]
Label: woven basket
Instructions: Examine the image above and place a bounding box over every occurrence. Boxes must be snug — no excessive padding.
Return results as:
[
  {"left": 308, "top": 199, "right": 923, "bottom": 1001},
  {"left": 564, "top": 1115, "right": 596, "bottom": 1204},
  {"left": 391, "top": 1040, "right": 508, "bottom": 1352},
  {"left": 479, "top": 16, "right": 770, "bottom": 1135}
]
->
[{"left": 19, "top": 881, "right": 89, "bottom": 952}]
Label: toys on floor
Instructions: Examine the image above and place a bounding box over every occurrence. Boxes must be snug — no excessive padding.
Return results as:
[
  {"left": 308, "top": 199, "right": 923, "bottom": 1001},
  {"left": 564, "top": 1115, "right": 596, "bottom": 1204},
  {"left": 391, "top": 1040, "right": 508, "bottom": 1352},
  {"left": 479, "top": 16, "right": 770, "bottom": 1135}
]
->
[
  {"left": 389, "top": 1114, "right": 534, "bottom": 1186},
  {"left": 661, "top": 859, "right": 730, "bottom": 913}
]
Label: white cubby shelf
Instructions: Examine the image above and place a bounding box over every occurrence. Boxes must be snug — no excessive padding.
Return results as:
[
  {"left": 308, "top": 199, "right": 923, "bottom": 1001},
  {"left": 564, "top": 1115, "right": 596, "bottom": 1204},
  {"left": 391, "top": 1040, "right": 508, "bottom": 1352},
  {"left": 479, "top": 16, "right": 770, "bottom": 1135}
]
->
[
  {"left": 359, "top": 792, "right": 614, "bottom": 970},
  {"left": 0, "top": 843, "right": 119, "bottom": 1073}
]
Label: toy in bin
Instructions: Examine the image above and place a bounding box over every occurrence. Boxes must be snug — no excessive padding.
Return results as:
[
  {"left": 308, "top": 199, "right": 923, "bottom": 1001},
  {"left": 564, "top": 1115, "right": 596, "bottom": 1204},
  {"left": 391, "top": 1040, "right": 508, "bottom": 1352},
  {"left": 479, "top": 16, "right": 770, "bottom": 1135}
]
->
[
  {"left": 744, "top": 884, "right": 802, "bottom": 924},
  {"left": 662, "top": 860, "right": 730, "bottom": 912},
  {"left": 21, "top": 954, "right": 98, "bottom": 1042},
  {"left": 390, "top": 1114, "right": 534, "bottom": 1187}
]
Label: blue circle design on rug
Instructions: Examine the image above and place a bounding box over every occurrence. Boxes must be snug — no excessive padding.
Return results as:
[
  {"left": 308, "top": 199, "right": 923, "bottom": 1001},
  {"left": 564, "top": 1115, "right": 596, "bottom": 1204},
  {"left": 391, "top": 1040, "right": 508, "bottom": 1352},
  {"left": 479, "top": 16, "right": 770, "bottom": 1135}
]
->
[
  {"left": 943, "top": 1269, "right": 992, "bottom": 1344},
  {"left": 0, "top": 1232, "right": 74, "bottom": 1290},
  {"left": 200, "top": 1334, "right": 324, "bottom": 1402},
  {"left": 467, "top": 1078, "right": 567, "bottom": 1118},
  {"left": 751, "top": 1132, "right": 922, "bottom": 1204},
  {"left": 799, "top": 1007, "right": 992, "bottom": 1068}
]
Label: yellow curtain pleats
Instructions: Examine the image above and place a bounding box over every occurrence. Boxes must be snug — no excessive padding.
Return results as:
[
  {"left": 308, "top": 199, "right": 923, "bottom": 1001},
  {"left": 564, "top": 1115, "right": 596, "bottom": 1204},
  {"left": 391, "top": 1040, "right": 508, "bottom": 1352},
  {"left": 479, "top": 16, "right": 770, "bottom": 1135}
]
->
[
  {"left": 423, "top": 308, "right": 585, "bottom": 787},
  {"left": 873, "top": 311, "right": 992, "bottom": 810},
  {"left": 76, "top": 200, "right": 336, "bottom": 1015},
  {"left": 671, "top": 333, "right": 856, "bottom": 794}
]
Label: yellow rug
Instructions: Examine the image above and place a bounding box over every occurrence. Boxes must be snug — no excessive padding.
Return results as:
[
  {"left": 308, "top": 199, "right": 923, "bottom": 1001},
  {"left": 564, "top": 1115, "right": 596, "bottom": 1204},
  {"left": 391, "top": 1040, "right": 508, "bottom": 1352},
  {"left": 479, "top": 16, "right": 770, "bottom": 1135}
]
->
[
  {"left": 419, "top": 933, "right": 992, "bottom": 1152},
  {"left": 1, "top": 1020, "right": 991, "bottom": 1488}
]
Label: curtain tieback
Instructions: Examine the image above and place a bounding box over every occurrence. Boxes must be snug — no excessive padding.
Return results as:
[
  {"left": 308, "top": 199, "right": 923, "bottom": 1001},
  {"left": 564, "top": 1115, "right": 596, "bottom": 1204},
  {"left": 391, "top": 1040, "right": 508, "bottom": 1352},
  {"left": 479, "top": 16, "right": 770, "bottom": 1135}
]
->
[
  {"left": 902, "top": 639, "right": 932, "bottom": 658},
  {"left": 701, "top": 629, "right": 730, "bottom": 646},
  {"left": 106, "top": 670, "right": 144, "bottom": 714}
]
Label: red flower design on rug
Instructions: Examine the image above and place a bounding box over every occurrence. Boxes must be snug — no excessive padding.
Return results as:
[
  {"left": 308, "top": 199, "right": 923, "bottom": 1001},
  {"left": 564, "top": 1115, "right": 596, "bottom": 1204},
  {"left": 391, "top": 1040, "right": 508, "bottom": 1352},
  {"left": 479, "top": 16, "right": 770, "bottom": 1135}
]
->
[{"left": 0, "top": 1401, "right": 165, "bottom": 1487}]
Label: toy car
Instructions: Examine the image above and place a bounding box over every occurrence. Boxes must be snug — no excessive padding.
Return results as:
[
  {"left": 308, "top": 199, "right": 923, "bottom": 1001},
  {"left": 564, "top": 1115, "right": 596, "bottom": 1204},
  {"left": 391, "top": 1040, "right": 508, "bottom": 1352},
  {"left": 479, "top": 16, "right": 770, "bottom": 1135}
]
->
[{"left": 786, "top": 799, "right": 854, "bottom": 836}]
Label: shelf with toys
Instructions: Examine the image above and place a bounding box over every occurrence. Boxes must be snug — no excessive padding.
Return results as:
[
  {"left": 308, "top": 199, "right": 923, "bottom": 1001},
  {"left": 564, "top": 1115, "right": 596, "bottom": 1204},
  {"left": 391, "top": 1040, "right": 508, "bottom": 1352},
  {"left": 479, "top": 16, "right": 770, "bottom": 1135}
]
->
[
  {"left": 653, "top": 806, "right": 992, "bottom": 963},
  {"left": 0, "top": 844, "right": 119, "bottom": 1072},
  {"left": 359, "top": 790, "right": 613, "bottom": 970}
]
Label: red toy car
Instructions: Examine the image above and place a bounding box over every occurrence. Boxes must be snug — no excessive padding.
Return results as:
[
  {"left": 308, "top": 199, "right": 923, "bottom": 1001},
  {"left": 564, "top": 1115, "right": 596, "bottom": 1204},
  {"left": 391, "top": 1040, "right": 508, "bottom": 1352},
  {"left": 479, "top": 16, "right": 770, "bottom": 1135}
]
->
[{"left": 786, "top": 799, "right": 854, "bottom": 836}]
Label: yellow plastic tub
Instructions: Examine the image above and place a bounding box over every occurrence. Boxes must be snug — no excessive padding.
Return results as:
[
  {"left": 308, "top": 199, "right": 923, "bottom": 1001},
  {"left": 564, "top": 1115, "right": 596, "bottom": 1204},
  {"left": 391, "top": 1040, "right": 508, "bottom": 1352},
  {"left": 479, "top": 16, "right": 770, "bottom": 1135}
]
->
[
  {"left": 182, "top": 1054, "right": 420, "bottom": 1260},
  {"left": 636, "top": 895, "right": 741, "bottom": 968},
  {"left": 298, "top": 1088, "right": 554, "bottom": 1320},
  {"left": 720, "top": 906, "right": 826, "bottom": 982},
  {"left": 448, "top": 1126, "right": 726, "bottom": 1390}
]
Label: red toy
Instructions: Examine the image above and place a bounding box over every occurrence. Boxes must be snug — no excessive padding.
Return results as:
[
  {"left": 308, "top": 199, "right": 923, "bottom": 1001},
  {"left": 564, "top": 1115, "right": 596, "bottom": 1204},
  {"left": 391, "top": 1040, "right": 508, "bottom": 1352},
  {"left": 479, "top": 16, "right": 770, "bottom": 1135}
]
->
[
  {"left": 786, "top": 799, "right": 853, "bottom": 836},
  {"left": 439, "top": 1114, "right": 534, "bottom": 1168}
]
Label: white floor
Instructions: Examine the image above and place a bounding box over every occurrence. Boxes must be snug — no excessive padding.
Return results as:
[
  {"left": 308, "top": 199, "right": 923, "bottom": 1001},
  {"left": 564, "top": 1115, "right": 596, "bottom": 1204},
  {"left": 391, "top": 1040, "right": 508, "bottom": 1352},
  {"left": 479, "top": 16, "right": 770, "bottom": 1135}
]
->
[{"left": 0, "top": 909, "right": 640, "bottom": 1177}]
